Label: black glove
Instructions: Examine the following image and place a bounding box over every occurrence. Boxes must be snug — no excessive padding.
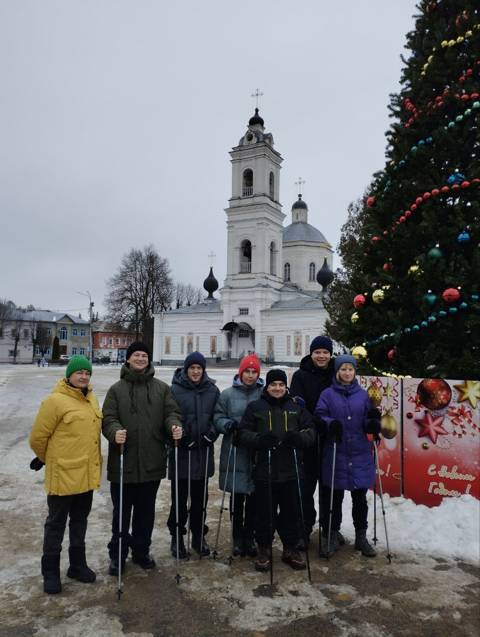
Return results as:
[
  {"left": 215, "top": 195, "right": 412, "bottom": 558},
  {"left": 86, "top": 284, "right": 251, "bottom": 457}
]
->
[
  {"left": 364, "top": 419, "right": 381, "bottom": 435},
  {"left": 202, "top": 433, "right": 215, "bottom": 446},
  {"left": 282, "top": 430, "right": 304, "bottom": 448},
  {"left": 186, "top": 438, "right": 198, "bottom": 449},
  {"left": 292, "top": 396, "right": 305, "bottom": 408},
  {"left": 30, "top": 457, "right": 44, "bottom": 471},
  {"left": 223, "top": 420, "right": 238, "bottom": 434},
  {"left": 367, "top": 408, "right": 382, "bottom": 420},
  {"left": 328, "top": 420, "right": 343, "bottom": 443},
  {"left": 257, "top": 432, "right": 279, "bottom": 450},
  {"left": 313, "top": 413, "right": 326, "bottom": 433}
]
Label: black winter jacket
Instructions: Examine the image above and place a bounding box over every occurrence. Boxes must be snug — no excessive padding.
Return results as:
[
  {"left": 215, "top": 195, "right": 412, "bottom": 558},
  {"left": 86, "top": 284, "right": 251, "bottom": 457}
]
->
[
  {"left": 290, "top": 355, "right": 335, "bottom": 414},
  {"left": 168, "top": 368, "right": 220, "bottom": 481},
  {"left": 236, "top": 391, "right": 315, "bottom": 483}
]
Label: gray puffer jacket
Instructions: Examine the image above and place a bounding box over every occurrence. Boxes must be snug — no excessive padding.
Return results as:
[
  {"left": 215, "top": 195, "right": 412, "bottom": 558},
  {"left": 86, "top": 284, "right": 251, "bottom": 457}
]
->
[{"left": 213, "top": 375, "right": 264, "bottom": 494}]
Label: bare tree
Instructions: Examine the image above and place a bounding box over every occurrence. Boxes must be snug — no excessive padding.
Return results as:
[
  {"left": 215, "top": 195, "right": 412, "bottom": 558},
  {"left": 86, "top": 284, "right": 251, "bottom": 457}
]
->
[
  {"left": 105, "top": 245, "right": 174, "bottom": 337},
  {"left": 0, "top": 299, "right": 15, "bottom": 338},
  {"left": 175, "top": 283, "right": 204, "bottom": 307},
  {"left": 30, "top": 321, "right": 52, "bottom": 361}
]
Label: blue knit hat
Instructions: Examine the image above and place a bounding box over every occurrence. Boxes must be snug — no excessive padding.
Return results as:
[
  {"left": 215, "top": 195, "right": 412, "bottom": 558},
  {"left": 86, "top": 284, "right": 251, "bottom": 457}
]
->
[
  {"left": 310, "top": 335, "right": 333, "bottom": 354},
  {"left": 334, "top": 354, "right": 357, "bottom": 373},
  {"left": 183, "top": 351, "right": 206, "bottom": 371}
]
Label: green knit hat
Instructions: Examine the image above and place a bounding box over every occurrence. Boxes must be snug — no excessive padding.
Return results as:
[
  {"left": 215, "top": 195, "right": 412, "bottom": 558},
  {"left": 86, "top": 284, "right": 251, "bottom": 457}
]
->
[{"left": 66, "top": 355, "right": 92, "bottom": 378}]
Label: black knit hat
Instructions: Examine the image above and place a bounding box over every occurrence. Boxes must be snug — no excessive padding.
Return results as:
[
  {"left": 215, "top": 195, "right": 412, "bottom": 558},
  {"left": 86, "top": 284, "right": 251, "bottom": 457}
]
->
[
  {"left": 310, "top": 335, "right": 333, "bottom": 355},
  {"left": 126, "top": 341, "right": 151, "bottom": 363},
  {"left": 183, "top": 351, "right": 206, "bottom": 371},
  {"left": 265, "top": 368, "right": 288, "bottom": 386}
]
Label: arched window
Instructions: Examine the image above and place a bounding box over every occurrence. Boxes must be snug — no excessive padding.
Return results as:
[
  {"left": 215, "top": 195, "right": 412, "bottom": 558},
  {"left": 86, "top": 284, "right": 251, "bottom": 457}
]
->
[
  {"left": 269, "top": 172, "right": 275, "bottom": 199},
  {"left": 240, "top": 239, "right": 252, "bottom": 273},
  {"left": 309, "top": 262, "right": 316, "bottom": 281},
  {"left": 242, "top": 169, "right": 253, "bottom": 197},
  {"left": 284, "top": 262, "right": 291, "bottom": 282},
  {"left": 269, "top": 241, "right": 276, "bottom": 275}
]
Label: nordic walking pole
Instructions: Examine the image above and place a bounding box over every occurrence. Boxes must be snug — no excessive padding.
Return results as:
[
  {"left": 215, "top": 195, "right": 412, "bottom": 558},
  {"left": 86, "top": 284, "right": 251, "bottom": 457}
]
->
[
  {"left": 186, "top": 449, "right": 192, "bottom": 556},
  {"left": 327, "top": 441, "right": 337, "bottom": 560},
  {"left": 212, "top": 441, "right": 233, "bottom": 559},
  {"left": 227, "top": 447, "right": 237, "bottom": 565},
  {"left": 293, "top": 448, "right": 312, "bottom": 583},
  {"left": 117, "top": 443, "right": 124, "bottom": 601},
  {"left": 199, "top": 446, "right": 210, "bottom": 559},
  {"left": 373, "top": 484, "right": 378, "bottom": 545},
  {"left": 373, "top": 441, "right": 392, "bottom": 563},
  {"left": 174, "top": 439, "right": 181, "bottom": 584},
  {"left": 267, "top": 448, "right": 274, "bottom": 587},
  {"left": 317, "top": 430, "right": 324, "bottom": 558}
]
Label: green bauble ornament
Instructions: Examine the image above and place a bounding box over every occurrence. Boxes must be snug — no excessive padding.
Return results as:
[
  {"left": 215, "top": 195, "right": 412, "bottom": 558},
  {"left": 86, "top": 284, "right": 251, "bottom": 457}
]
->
[
  {"left": 424, "top": 290, "right": 437, "bottom": 305},
  {"left": 427, "top": 246, "right": 443, "bottom": 259}
]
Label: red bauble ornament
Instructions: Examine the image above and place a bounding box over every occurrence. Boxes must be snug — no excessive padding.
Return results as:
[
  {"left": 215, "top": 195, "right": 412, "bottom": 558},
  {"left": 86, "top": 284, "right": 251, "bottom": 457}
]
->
[
  {"left": 353, "top": 294, "right": 366, "bottom": 309},
  {"left": 416, "top": 197, "right": 423, "bottom": 205},
  {"left": 411, "top": 204, "right": 418, "bottom": 212},
  {"left": 442, "top": 287, "right": 460, "bottom": 303},
  {"left": 372, "top": 236, "right": 381, "bottom": 242},
  {"left": 441, "top": 186, "right": 450, "bottom": 193},
  {"left": 405, "top": 210, "right": 412, "bottom": 217},
  {"left": 387, "top": 348, "right": 396, "bottom": 361},
  {"left": 400, "top": 215, "right": 406, "bottom": 223},
  {"left": 461, "top": 181, "right": 470, "bottom": 188},
  {"left": 367, "top": 196, "right": 376, "bottom": 208},
  {"left": 383, "top": 263, "right": 392, "bottom": 272},
  {"left": 423, "top": 192, "right": 431, "bottom": 200},
  {"left": 431, "top": 188, "right": 440, "bottom": 197},
  {"left": 471, "top": 92, "right": 479, "bottom": 100},
  {"left": 416, "top": 379, "right": 452, "bottom": 411}
]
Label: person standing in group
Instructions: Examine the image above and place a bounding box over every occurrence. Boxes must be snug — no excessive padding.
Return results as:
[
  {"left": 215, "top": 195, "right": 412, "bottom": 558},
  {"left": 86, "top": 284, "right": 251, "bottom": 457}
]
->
[
  {"left": 214, "top": 354, "right": 263, "bottom": 557},
  {"left": 290, "top": 335, "right": 336, "bottom": 549},
  {"left": 102, "top": 342, "right": 182, "bottom": 575},
  {"left": 314, "top": 354, "right": 380, "bottom": 557},
  {"left": 29, "top": 356, "right": 102, "bottom": 594},
  {"left": 167, "top": 352, "right": 220, "bottom": 558},
  {"left": 236, "top": 369, "right": 315, "bottom": 573}
]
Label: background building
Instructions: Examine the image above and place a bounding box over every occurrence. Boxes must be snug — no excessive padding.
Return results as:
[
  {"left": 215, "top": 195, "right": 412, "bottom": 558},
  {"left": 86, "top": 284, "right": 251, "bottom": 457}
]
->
[{"left": 92, "top": 321, "right": 137, "bottom": 363}]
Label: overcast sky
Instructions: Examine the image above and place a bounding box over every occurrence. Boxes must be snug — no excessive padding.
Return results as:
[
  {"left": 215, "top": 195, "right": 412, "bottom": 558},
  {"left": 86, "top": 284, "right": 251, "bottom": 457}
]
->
[{"left": 1, "top": 0, "right": 419, "bottom": 317}]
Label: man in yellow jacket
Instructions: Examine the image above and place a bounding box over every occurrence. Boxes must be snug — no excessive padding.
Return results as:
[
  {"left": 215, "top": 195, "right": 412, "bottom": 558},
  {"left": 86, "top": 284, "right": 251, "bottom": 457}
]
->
[{"left": 30, "top": 355, "right": 102, "bottom": 594}]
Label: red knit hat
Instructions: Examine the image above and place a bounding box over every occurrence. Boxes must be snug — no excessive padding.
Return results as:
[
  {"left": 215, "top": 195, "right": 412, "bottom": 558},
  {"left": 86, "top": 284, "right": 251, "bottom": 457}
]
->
[{"left": 238, "top": 354, "right": 261, "bottom": 378}]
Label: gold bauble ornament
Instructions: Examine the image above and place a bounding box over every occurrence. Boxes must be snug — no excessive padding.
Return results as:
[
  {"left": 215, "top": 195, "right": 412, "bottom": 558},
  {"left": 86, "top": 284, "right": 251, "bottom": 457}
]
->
[
  {"left": 351, "top": 345, "right": 367, "bottom": 361},
  {"left": 351, "top": 312, "right": 359, "bottom": 324},
  {"left": 408, "top": 264, "right": 422, "bottom": 277},
  {"left": 381, "top": 411, "right": 398, "bottom": 439},
  {"left": 367, "top": 384, "right": 383, "bottom": 407},
  {"left": 422, "top": 442, "right": 430, "bottom": 450},
  {"left": 372, "top": 289, "right": 385, "bottom": 304}
]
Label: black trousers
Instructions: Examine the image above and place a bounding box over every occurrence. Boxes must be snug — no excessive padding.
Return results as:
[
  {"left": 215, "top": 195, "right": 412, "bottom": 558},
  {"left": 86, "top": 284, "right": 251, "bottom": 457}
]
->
[
  {"left": 167, "top": 479, "right": 209, "bottom": 540},
  {"left": 320, "top": 487, "right": 368, "bottom": 532},
  {"left": 255, "top": 480, "right": 300, "bottom": 548},
  {"left": 108, "top": 480, "right": 160, "bottom": 560},
  {"left": 43, "top": 491, "right": 93, "bottom": 556},
  {"left": 230, "top": 492, "right": 256, "bottom": 541}
]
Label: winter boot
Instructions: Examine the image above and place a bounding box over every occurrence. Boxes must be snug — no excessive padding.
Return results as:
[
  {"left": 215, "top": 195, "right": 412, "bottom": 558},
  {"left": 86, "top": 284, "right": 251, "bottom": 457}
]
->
[
  {"left": 281, "top": 546, "right": 306, "bottom": 570},
  {"left": 132, "top": 553, "right": 156, "bottom": 569},
  {"left": 243, "top": 537, "right": 258, "bottom": 558},
  {"left": 295, "top": 534, "right": 310, "bottom": 552},
  {"left": 337, "top": 530, "right": 346, "bottom": 546},
  {"left": 192, "top": 536, "right": 210, "bottom": 557},
  {"left": 254, "top": 546, "right": 271, "bottom": 572},
  {"left": 170, "top": 535, "right": 189, "bottom": 560},
  {"left": 319, "top": 531, "right": 339, "bottom": 558},
  {"left": 233, "top": 537, "right": 244, "bottom": 557},
  {"left": 66, "top": 547, "right": 96, "bottom": 583},
  {"left": 108, "top": 557, "right": 126, "bottom": 577},
  {"left": 41, "top": 555, "right": 61, "bottom": 594},
  {"left": 354, "top": 530, "right": 377, "bottom": 557}
]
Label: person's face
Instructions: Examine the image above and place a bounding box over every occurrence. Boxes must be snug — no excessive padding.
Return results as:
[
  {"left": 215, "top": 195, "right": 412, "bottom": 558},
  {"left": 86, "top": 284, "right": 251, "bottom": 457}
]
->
[
  {"left": 311, "top": 348, "right": 331, "bottom": 369},
  {"left": 187, "top": 364, "right": 204, "bottom": 384},
  {"left": 266, "top": 380, "right": 287, "bottom": 399},
  {"left": 337, "top": 364, "right": 356, "bottom": 384},
  {"left": 241, "top": 367, "right": 259, "bottom": 386},
  {"left": 69, "top": 369, "right": 91, "bottom": 388},
  {"left": 128, "top": 351, "right": 149, "bottom": 372}
]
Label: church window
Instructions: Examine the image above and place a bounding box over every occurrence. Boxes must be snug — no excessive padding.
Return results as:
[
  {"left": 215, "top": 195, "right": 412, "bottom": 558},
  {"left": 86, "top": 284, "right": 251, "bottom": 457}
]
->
[
  {"left": 59, "top": 326, "right": 68, "bottom": 340},
  {"left": 242, "top": 169, "right": 253, "bottom": 197},
  {"left": 196, "top": 336, "right": 200, "bottom": 351},
  {"left": 238, "top": 329, "right": 250, "bottom": 338},
  {"left": 309, "top": 262, "right": 316, "bottom": 281},
  {"left": 240, "top": 240, "right": 252, "bottom": 273},
  {"left": 180, "top": 336, "right": 185, "bottom": 355},
  {"left": 239, "top": 308, "right": 249, "bottom": 316},
  {"left": 269, "top": 242, "right": 277, "bottom": 275},
  {"left": 284, "top": 262, "right": 291, "bottom": 282},
  {"left": 269, "top": 172, "right": 275, "bottom": 199},
  {"left": 286, "top": 335, "right": 291, "bottom": 356},
  {"left": 164, "top": 336, "right": 171, "bottom": 355},
  {"left": 210, "top": 336, "right": 217, "bottom": 355}
]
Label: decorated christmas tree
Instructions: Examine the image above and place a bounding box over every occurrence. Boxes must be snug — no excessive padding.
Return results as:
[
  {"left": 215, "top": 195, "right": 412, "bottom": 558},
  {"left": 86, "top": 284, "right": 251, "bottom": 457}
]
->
[{"left": 325, "top": 0, "right": 480, "bottom": 380}]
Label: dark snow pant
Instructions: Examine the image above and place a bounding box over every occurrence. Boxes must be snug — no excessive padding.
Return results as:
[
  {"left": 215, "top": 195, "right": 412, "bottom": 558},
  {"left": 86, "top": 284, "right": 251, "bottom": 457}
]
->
[
  {"left": 43, "top": 491, "right": 93, "bottom": 556},
  {"left": 230, "top": 492, "right": 256, "bottom": 541},
  {"left": 255, "top": 480, "right": 300, "bottom": 548},
  {"left": 108, "top": 480, "right": 160, "bottom": 561},
  {"left": 320, "top": 487, "right": 368, "bottom": 532},
  {"left": 167, "top": 479, "right": 209, "bottom": 540},
  {"left": 299, "top": 444, "right": 320, "bottom": 536}
]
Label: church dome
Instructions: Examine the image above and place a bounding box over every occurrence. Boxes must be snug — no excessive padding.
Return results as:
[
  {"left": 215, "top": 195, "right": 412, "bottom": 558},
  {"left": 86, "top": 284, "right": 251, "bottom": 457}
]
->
[
  {"left": 249, "top": 108, "right": 264, "bottom": 127},
  {"left": 283, "top": 222, "right": 328, "bottom": 244},
  {"left": 292, "top": 194, "right": 308, "bottom": 210}
]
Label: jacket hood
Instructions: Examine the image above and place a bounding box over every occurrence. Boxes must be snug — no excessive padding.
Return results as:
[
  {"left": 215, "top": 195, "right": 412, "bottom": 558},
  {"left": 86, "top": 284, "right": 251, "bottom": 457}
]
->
[
  {"left": 172, "top": 367, "right": 216, "bottom": 390},
  {"left": 232, "top": 374, "right": 264, "bottom": 390},
  {"left": 120, "top": 362, "right": 155, "bottom": 384},
  {"left": 299, "top": 353, "right": 334, "bottom": 376},
  {"left": 53, "top": 378, "right": 92, "bottom": 400},
  {"left": 331, "top": 377, "right": 361, "bottom": 396}
]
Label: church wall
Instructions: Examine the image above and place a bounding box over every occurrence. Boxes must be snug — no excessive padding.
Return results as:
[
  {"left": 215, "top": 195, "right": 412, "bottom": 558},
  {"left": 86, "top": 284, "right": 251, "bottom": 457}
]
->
[{"left": 283, "top": 243, "right": 333, "bottom": 292}]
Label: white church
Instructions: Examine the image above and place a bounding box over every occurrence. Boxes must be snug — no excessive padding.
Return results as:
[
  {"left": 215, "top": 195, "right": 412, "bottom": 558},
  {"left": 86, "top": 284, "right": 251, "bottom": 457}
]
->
[{"left": 153, "top": 108, "right": 334, "bottom": 365}]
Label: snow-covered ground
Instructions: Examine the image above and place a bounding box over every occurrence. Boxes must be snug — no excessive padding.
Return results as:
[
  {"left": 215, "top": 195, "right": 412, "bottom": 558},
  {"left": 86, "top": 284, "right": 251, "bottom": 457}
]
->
[{"left": 0, "top": 364, "right": 479, "bottom": 637}]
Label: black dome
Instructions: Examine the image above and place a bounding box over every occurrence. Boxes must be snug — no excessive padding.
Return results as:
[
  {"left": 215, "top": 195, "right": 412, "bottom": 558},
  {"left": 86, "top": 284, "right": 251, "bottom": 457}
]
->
[
  {"left": 203, "top": 267, "right": 219, "bottom": 299},
  {"left": 249, "top": 108, "right": 264, "bottom": 127},
  {"left": 292, "top": 194, "right": 308, "bottom": 210},
  {"left": 317, "top": 258, "right": 334, "bottom": 289}
]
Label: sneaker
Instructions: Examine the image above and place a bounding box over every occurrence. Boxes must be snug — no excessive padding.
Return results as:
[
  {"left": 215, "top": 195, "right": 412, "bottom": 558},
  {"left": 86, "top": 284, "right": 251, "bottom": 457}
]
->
[
  {"left": 192, "top": 537, "right": 210, "bottom": 557},
  {"left": 132, "top": 554, "right": 156, "bottom": 569},
  {"left": 354, "top": 530, "right": 377, "bottom": 557},
  {"left": 254, "top": 546, "right": 271, "bottom": 572},
  {"left": 281, "top": 546, "right": 306, "bottom": 570},
  {"left": 170, "top": 536, "right": 189, "bottom": 560}
]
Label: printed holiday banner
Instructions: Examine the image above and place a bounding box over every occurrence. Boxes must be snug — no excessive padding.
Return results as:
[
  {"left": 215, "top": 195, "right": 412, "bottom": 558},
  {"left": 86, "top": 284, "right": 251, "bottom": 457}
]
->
[
  {"left": 402, "top": 378, "right": 480, "bottom": 507},
  {"left": 359, "top": 376, "right": 402, "bottom": 497}
]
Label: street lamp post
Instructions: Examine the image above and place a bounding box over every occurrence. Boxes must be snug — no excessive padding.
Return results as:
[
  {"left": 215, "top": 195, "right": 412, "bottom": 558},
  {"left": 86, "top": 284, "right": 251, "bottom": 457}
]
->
[{"left": 77, "top": 291, "right": 94, "bottom": 361}]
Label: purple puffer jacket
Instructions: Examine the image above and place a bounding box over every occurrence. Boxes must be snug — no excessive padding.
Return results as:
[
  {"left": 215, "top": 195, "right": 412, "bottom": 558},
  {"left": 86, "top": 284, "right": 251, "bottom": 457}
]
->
[{"left": 314, "top": 378, "right": 375, "bottom": 491}]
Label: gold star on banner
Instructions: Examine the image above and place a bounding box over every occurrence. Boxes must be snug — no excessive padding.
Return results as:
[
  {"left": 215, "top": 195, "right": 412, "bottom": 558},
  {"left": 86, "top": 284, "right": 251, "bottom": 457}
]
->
[
  {"left": 383, "top": 384, "right": 394, "bottom": 399},
  {"left": 454, "top": 380, "right": 480, "bottom": 409}
]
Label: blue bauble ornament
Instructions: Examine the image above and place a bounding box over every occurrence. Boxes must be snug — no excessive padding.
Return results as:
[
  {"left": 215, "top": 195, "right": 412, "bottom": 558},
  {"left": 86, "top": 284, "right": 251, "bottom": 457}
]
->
[
  {"left": 438, "top": 310, "right": 447, "bottom": 317},
  {"left": 412, "top": 325, "right": 420, "bottom": 331},
  {"left": 428, "top": 315, "right": 436, "bottom": 323},
  {"left": 457, "top": 231, "right": 470, "bottom": 243},
  {"left": 448, "top": 307, "right": 458, "bottom": 314},
  {"left": 459, "top": 302, "right": 468, "bottom": 310},
  {"left": 472, "top": 294, "right": 479, "bottom": 301},
  {"left": 424, "top": 292, "right": 437, "bottom": 305},
  {"left": 426, "top": 136, "right": 433, "bottom": 144},
  {"left": 404, "top": 327, "right": 411, "bottom": 334}
]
